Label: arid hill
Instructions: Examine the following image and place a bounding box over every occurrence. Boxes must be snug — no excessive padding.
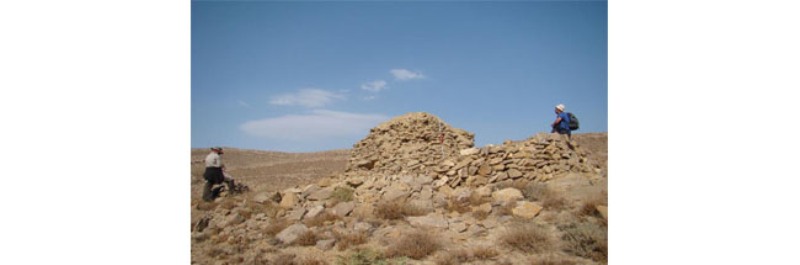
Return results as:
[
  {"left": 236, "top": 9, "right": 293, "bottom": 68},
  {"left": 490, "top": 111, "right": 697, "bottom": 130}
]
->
[{"left": 191, "top": 113, "right": 608, "bottom": 265}]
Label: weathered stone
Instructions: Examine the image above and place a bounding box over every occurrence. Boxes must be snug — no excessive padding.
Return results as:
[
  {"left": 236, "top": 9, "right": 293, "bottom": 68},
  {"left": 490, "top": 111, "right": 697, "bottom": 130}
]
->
[
  {"left": 279, "top": 192, "right": 299, "bottom": 209},
  {"left": 489, "top": 157, "right": 504, "bottom": 165},
  {"left": 460, "top": 148, "right": 480, "bottom": 156},
  {"left": 507, "top": 169, "right": 523, "bottom": 179},
  {"left": 473, "top": 202, "right": 492, "bottom": 215},
  {"left": 433, "top": 176, "right": 449, "bottom": 188},
  {"left": 596, "top": 205, "right": 608, "bottom": 220},
  {"left": 317, "top": 177, "right": 332, "bottom": 187},
  {"left": 276, "top": 224, "right": 309, "bottom": 244},
  {"left": 495, "top": 171, "right": 509, "bottom": 182},
  {"left": 512, "top": 201, "right": 543, "bottom": 219},
  {"left": 441, "top": 159, "right": 456, "bottom": 167},
  {"left": 331, "top": 201, "right": 355, "bottom": 218},
  {"left": 353, "top": 222, "right": 372, "bottom": 233},
  {"left": 450, "top": 222, "right": 468, "bottom": 233},
  {"left": 492, "top": 188, "right": 523, "bottom": 203},
  {"left": 478, "top": 164, "right": 492, "bottom": 176},
  {"left": 316, "top": 239, "right": 336, "bottom": 250},
  {"left": 307, "top": 187, "right": 334, "bottom": 201},
  {"left": 252, "top": 191, "right": 280, "bottom": 204},
  {"left": 383, "top": 188, "right": 409, "bottom": 202},
  {"left": 407, "top": 213, "right": 449, "bottom": 229},
  {"left": 346, "top": 178, "right": 364, "bottom": 187},
  {"left": 216, "top": 213, "right": 245, "bottom": 229},
  {"left": 285, "top": 208, "right": 307, "bottom": 221},
  {"left": 305, "top": 205, "right": 325, "bottom": 219},
  {"left": 466, "top": 175, "right": 487, "bottom": 187}
]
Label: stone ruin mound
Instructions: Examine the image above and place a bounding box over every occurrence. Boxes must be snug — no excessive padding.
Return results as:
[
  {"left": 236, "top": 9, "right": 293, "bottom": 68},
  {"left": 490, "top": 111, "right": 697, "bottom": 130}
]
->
[
  {"left": 346, "top": 112, "right": 475, "bottom": 175},
  {"left": 345, "top": 112, "right": 599, "bottom": 186}
]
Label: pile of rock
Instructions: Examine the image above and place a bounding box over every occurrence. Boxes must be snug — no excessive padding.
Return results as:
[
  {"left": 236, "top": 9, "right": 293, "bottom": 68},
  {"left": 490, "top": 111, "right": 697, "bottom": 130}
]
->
[
  {"left": 346, "top": 112, "right": 475, "bottom": 175},
  {"left": 346, "top": 112, "right": 597, "bottom": 187},
  {"left": 432, "top": 132, "right": 597, "bottom": 188}
]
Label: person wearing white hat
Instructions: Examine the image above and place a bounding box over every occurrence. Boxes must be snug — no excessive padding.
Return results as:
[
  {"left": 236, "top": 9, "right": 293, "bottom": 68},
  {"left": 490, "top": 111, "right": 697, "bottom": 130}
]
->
[
  {"left": 202, "top": 147, "right": 236, "bottom": 201},
  {"left": 551, "top": 104, "right": 571, "bottom": 139}
]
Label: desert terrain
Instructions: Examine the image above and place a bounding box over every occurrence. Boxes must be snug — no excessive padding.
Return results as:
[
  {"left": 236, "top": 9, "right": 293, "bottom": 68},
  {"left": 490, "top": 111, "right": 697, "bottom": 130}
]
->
[{"left": 191, "top": 112, "right": 608, "bottom": 265}]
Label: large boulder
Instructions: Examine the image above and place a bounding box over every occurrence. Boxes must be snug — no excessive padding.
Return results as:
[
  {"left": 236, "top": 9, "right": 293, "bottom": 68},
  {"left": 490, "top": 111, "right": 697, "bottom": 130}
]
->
[
  {"left": 492, "top": 188, "right": 523, "bottom": 204},
  {"left": 276, "top": 224, "right": 309, "bottom": 244}
]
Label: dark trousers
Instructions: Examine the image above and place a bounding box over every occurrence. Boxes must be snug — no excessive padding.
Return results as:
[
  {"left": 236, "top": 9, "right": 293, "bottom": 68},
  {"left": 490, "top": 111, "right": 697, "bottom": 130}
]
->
[{"left": 202, "top": 167, "right": 235, "bottom": 201}]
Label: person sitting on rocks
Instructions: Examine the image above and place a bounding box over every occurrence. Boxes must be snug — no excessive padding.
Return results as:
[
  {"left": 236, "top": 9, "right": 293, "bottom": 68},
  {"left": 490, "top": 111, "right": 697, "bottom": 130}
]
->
[
  {"left": 202, "top": 146, "right": 236, "bottom": 201},
  {"left": 551, "top": 103, "right": 572, "bottom": 140}
]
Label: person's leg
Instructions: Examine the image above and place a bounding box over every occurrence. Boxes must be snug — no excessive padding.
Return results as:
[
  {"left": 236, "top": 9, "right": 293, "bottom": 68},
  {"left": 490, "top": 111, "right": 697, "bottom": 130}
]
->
[{"left": 202, "top": 181, "right": 214, "bottom": 201}]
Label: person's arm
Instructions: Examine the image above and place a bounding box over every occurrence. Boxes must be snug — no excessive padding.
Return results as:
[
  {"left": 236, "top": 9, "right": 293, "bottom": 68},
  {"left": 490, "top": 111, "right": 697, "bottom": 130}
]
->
[{"left": 552, "top": 117, "right": 562, "bottom": 128}]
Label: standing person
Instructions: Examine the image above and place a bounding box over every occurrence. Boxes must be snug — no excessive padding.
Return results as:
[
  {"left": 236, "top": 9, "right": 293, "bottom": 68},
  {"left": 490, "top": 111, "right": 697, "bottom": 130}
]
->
[
  {"left": 551, "top": 104, "right": 571, "bottom": 139},
  {"left": 202, "top": 147, "right": 236, "bottom": 201}
]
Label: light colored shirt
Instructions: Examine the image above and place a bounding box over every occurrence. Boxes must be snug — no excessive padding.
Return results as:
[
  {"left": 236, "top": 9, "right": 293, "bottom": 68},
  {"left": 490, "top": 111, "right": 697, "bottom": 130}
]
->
[{"left": 204, "top": 152, "right": 223, "bottom": 168}]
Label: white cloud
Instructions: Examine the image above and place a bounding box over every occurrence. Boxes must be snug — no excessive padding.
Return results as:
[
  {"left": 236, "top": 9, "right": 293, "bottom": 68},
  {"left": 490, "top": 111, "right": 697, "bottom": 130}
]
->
[
  {"left": 361, "top": 80, "right": 387, "bottom": 92},
  {"left": 269, "top": 88, "right": 345, "bottom": 108},
  {"left": 238, "top": 100, "right": 251, "bottom": 108},
  {"left": 240, "top": 110, "right": 389, "bottom": 141},
  {"left": 363, "top": 95, "right": 378, "bottom": 101},
  {"left": 390, "top": 69, "right": 425, "bottom": 81}
]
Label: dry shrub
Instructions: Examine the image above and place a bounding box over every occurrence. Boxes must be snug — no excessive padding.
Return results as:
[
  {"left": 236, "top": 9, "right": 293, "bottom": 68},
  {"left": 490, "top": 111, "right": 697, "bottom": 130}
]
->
[
  {"left": 207, "top": 247, "right": 225, "bottom": 258},
  {"left": 295, "top": 230, "right": 318, "bottom": 246},
  {"left": 376, "top": 200, "right": 427, "bottom": 220},
  {"left": 577, "top": 191, "right": 608, "bottom": 220},
  {"left": 384, "top": 230, "right": 441, "bottom": 260},
  {"left": 523, "top": 182, "right": 568, "bottom": 211},
  {"left": 335, "top": 248, "right": 404, "bottom": 265},
  {"left": 559, "top": 222, "right": 607, "bottom": 262},
  {"left": 529, "top": 255, "right": 577, "bottom": 265},
  {"left": 471, "top": 246, "right": 499, "bottom": 260},
  {"left": 500, "top": 223, "right": 557, "bottom": 253},
  {"left": 273, "top": 254, "right": 296, "bottom": 265},
  {"left": 297, "top": 257, "right": 329, "bottom": 265},
  {"left": 264, "top": 219, "right": 290, "bottom": 237},
  {"left": 496, "top": 201, "right": 517, "bottom": 216},
  {"left": 247, "top": 200, "right": 280, "bottom": 218},
  {"left": 304, "top": 211, "right": 340, "bottom": 227},
  {"left": 334, "top": 230, "right": 368, "bottom": 251},
  {"left": 331, "top": 186, "right": 354, "bottom": 204},
  {"left": 433, "top": 246, "right": 498, "bottom": 265}
]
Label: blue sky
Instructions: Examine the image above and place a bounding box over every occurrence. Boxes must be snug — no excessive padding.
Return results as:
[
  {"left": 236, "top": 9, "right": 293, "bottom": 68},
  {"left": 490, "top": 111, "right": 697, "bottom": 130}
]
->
[{"left": 192, "top": 0, "right": 607, "bottom": 152}]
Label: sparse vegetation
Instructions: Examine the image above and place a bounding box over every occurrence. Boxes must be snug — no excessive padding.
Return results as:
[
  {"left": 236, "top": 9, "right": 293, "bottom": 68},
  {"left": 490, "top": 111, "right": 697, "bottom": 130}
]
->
[
  {"left": 500, "top": 222, "right": 557, "bottom": 253},
  {"left": 295, "top": 230, "right": 318, "bottom": 246},
  {"left": 523, "top": 182, "right": 568, "bottom": 211},
  {"left": 559, "top": 222, "right": 607, "bottom": 262},
  {"left": 376, "top": 200, "right": 427, "bottom": 220},
  {"left": 384, "top": 230, "right": 441, "bottom": 260},
  {"left": 331, "top": 186, "right": 355, "bottom": 204},
  {"left": 297, "top": 257, "right": 329, "bottom": 265},
  {"left": 336, "top": 248, "right": 406, "bottom": 265},
  {"left": 434, "top": 245, "right": 499, "bottom": 265},
  {"left": 264, "top": 219, "right": 290, "bottom": 237},
  {"left": 496, "top": 201, "right": 517, "bottom": 216},
  {"left": 304, "top": 211, "right": 340, "bottom": 227},
  {"left": 334, "top": 230, "right": 369, "bottom": 251},
  {"left": 529, "top": 255, "right": 578, "bottom": 265},
  {"left": 272, "top": 253, "right": 297, "bottom": 265}
]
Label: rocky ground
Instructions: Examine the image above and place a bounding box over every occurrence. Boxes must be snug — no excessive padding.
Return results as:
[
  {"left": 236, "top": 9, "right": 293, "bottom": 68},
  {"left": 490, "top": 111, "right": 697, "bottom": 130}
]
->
[{"left": 191, "top": 112, "right": 608, "bottom": 265}]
